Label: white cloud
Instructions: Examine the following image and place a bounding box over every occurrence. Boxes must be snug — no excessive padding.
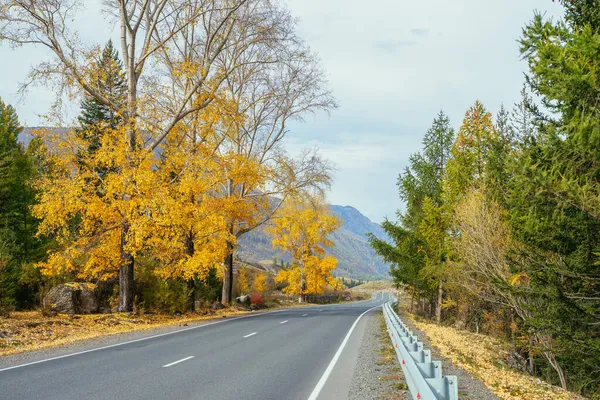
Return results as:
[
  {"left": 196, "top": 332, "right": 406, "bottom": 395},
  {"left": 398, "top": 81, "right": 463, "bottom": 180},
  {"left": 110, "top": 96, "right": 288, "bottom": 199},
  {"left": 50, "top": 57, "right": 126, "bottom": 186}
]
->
[{"left": 0, "top": 0, "right": 565, "bottom": 221}]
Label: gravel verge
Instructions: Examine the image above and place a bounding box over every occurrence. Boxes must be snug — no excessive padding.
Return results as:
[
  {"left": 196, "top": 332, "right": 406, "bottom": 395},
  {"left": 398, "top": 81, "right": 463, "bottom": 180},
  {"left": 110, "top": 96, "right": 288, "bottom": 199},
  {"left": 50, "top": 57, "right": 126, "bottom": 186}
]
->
[{"left": 348, "top": 310, "right": 410, "bottom": 400}]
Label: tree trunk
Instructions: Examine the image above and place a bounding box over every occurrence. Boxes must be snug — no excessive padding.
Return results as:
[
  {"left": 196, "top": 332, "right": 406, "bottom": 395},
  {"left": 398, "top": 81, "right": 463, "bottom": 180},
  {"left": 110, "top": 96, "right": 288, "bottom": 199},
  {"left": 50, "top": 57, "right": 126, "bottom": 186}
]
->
[
  {"left": 299, "top": 262, "right": 305, "bottom": 303},
  {"left": 545, "top": 351, "right": 567, "bottom": 389},
  {"left": 436, "top": 281, "right": 443, "bottom": 323},
  {"left": 187, "top": 279, "right": 196, "bottom": 312},
  {"left": 117, "top": 20, "right": 138, "bottom": 315},
  {"left": 221, "top": 242, "right": 234, "bottom": 305},
  {"left": 184, "top": 230, "right": 195, "bottom": 312},
  {"left": 410, "top": 283, "right": 416, "bottom": 313},
  {"left": 299, "top": 276, "right": 304, "bottom": 303},
  {"left": 537, "top": 333, "right": 568, "bottom": 389},
  {"left": 118, "top": 223, "right": 134, "bottom": 312},
  {"left": 455, "top": 298, "right": 468, "bottom": 330}
]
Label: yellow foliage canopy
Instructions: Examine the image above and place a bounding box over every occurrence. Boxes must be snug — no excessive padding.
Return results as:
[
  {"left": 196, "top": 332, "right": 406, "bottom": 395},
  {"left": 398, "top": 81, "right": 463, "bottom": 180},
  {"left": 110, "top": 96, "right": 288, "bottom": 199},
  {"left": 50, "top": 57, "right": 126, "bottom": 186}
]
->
[
  {"left": 253, "top": 273, "right": 270, "bottom": 292},
  {"left": 33, "top": 126, "right": 156, "bottom": 280},
  {"left": 32, "top": 96, "right": 267, "bottom": 284},
  {"left": 268, "top": 197, "right": 342, "bottom": 297}
]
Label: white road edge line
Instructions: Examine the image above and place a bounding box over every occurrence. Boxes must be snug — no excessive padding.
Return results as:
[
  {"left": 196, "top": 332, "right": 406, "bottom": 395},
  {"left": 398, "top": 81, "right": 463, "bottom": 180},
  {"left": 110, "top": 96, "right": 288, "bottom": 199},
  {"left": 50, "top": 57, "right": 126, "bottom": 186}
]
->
[
  {"left": 307, "top": 304, "right": 381, "bottom": 400},
  {"left": 0, "top": 308, "right": 291, "bottom": 373},
  {"left": 162, "top": 356, "right": 194, "bottom": 368},
  {"left": 302, "top": 314, "right": 308, "bottom": 317},
  {"left": 280, "top": 320, "right": 288, "bottom": 324},
  {"left": 243, "top": 332, "right": 258, "bottom": 338}
]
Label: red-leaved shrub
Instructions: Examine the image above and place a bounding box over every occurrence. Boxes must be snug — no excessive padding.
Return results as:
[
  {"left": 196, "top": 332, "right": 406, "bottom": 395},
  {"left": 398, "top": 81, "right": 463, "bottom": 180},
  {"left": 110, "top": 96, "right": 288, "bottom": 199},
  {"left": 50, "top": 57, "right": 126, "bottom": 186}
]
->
[{"left": 250, "top": 292, "right": 263, "bottom": 306}]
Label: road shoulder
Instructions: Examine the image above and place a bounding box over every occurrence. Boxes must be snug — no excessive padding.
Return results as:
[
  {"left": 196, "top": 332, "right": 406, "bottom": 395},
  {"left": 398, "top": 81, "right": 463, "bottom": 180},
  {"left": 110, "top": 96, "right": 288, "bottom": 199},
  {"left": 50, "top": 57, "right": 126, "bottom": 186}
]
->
[
  {"left": 348, "top": 310, "right": 410, "bottom": 400},
  {"left": 0, "top": 309, "right": 284, "bottom": 370}
]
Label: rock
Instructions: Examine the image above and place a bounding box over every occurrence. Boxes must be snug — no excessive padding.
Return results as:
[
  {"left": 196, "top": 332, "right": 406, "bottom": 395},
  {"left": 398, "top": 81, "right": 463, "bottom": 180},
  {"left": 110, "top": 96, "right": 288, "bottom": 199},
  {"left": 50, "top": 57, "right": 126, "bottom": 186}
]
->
[
  {"left": 43, "top": 283, "right": 99, "bottom": 314},
  {"left": 195, "top": 300, "right": 208, "bottom": 310},
  {"left": 504, "top": 350, "right": 528, "bottom": 372},
  {"left": 210, "top": 301, "right": 226, "bottom": 311},
  {"left": 235, "top": 294, "right": 250, "bottom": 305}
]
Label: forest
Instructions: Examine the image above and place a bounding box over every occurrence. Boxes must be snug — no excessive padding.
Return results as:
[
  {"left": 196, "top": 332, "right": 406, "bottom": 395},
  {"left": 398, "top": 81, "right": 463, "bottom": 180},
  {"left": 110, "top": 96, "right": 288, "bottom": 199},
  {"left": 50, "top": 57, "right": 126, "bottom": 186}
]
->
[
  {"left": 0, "top": 1, "right": 345, "bottom": 321},
  {"left": 369, "top": 1, "right": 600, "bottom": 397}
]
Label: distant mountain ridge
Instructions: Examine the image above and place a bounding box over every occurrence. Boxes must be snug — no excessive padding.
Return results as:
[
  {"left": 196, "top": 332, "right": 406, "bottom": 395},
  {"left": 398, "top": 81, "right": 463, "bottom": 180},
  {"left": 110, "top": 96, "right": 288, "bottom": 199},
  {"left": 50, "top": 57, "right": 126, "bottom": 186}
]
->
[{"left": 238, "top": 205, "right": 391, "bottom": 280}]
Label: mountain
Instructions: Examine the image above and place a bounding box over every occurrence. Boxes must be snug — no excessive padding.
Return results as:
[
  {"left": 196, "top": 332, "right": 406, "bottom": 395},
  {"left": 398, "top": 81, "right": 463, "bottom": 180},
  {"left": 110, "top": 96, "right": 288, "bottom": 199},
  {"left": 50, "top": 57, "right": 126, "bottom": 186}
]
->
[{"left": 237, "top": 205, "right": 391, "bottom": 280}]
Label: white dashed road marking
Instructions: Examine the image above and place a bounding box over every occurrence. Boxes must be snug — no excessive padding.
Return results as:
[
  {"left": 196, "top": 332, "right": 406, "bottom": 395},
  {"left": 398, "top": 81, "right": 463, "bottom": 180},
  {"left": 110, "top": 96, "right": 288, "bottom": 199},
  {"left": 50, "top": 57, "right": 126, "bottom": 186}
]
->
[{"left": 162, "top": 356, "right": 194, "bottom": 368}]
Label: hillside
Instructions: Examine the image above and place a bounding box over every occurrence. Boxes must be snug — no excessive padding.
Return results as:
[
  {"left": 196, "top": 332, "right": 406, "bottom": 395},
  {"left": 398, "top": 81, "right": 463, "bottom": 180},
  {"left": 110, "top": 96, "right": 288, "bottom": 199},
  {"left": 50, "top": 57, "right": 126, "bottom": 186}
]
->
[{"left": 237, "top": 205, "right": 391, "bottom": 280}]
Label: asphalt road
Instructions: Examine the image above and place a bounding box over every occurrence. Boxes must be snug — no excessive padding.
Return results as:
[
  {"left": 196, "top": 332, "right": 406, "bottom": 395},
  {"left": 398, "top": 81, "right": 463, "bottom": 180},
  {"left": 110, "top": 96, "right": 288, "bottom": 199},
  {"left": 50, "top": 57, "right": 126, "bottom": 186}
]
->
[{"left": 0, "top": 293, "right": 391, "bottom": 400}]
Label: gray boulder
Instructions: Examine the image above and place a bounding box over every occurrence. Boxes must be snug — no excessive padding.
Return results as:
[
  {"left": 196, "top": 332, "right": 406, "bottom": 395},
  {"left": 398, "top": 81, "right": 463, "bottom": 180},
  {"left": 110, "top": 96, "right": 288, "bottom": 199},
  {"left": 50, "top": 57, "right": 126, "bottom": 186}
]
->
[
  {"left": 210, "top": 301, "right": 226, "bottom": 311},
  {"left": 235, "top": 294, "right": 250, "bottom": 305},
  {"left": 43, "top": 283, "right": 99, "bottom": 314}
]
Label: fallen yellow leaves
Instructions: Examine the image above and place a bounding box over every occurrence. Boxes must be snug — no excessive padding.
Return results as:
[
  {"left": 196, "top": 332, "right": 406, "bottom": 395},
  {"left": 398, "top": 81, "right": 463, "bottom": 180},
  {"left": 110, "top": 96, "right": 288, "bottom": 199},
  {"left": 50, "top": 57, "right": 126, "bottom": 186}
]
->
[
  {"left": 0, "top": 299, "right": 340, "bottom": 357},
  {"left": 409, "top": 318, "right": 583, "bottom": 400},
  {"left": 0, "top": 309, "right": 250, "bottom": 357}
]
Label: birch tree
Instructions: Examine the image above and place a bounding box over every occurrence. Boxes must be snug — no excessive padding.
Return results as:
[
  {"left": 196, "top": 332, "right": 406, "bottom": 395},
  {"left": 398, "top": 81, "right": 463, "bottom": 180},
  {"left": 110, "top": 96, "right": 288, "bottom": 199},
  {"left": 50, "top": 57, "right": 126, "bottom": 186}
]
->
[
  {"left": 210, "top": 35, "right": 336, "bottom": 303},
  {"left": 1, "top": 0, "right": 322, "bottom": 310},
  {"left": 268, "top": 196, "right": 342, "bottom": 302}
]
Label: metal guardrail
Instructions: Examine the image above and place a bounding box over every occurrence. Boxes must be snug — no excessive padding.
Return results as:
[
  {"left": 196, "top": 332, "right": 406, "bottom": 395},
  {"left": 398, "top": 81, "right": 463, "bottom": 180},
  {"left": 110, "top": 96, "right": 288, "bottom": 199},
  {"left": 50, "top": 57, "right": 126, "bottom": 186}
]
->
[{"left": 383, "top": 298, "right": 458, "bottom": 400}]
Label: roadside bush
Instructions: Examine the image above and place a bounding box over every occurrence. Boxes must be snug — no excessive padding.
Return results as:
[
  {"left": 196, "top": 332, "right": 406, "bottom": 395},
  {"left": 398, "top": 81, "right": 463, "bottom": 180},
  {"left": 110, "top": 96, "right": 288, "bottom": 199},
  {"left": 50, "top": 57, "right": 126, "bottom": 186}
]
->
[
  {"left": 250, "top": 292, "right": 263, "bottom": 306},
  {"left": 194, "top": 267, "right": 222, "bottom": 304},
  {"left": 135, "top": 258, "right": 188, "bottom": 314}
]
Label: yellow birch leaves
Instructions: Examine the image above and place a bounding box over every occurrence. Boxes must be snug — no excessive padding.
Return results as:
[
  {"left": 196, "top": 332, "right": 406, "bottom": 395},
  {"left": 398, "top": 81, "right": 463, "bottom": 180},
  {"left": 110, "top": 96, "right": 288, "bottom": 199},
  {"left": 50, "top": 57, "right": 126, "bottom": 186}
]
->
[{"left": 268, "top": 197, "right": 342, "bottom": 296}]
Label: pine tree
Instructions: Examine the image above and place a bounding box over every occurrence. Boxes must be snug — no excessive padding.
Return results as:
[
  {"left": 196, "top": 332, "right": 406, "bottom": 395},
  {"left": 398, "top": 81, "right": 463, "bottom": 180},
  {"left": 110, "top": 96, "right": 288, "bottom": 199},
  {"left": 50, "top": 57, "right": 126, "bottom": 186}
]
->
[
  {"left": 0, "top": 99, "right": 21, "bottom": 226},
  {"left": 508, "top": 10, "right": 600, "bottom": 392},
  {"left": 484, "top": 104, "right": 513, "bottom": 204},
  {"left": 370, "top": 112, "right": 455, "bottom": 318},
  {"left": 77, "top": 40, "right": 126, "bottom": 155},
  {"left": 0, "top": 98, "right": 41, "bottom": 313},
  {"left": 510, "top": 86, "right": 536, "bottom": 143},
  {"left": 557, "top": 0, "right": 600, "bottom": 32}
]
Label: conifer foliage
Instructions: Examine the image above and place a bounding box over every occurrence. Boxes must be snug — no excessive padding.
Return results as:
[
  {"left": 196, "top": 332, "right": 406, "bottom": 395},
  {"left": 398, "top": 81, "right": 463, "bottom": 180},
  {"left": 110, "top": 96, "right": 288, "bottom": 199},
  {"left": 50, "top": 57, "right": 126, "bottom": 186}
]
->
[
  {"left": 370, "top": 4, "right": 600, "bottom": 393},
  {"left": 0, "top": 99, "right": 42, "bottom": 314},
  {"left": 77, "top": 40, "right": 126, "bottom": 154}
]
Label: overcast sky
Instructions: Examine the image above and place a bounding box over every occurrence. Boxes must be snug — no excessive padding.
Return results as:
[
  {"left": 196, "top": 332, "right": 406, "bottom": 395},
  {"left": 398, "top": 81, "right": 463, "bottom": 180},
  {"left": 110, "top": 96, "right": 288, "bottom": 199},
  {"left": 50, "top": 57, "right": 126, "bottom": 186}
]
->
[{"left": 0, "top": 0, "right": 563, "bottom": 223}]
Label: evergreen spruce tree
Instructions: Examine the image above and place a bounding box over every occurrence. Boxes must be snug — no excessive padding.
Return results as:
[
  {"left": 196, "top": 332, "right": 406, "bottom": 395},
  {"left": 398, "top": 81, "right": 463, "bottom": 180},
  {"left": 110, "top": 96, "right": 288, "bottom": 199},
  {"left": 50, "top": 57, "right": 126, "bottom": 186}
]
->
[
  {"left": 510, "top": 86, "right": 537, "bottom": 143},
  {"left": 557, "top": 0, "right": 600, "bottom": 31},
  {"left": 506, "top": 8, "right": 600, "bottom": 392},
  {"left": 369, "top": 112, "right": 454, "bottom": 317},
  {"left": 0, "top": 99, "right": 21, "bottom": 226},
  {"left": 77, "top": 40, "right": 126, "bottom": 155},
  {"left": 0, "top": 98, "right": 42, "bottom": 313}
]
